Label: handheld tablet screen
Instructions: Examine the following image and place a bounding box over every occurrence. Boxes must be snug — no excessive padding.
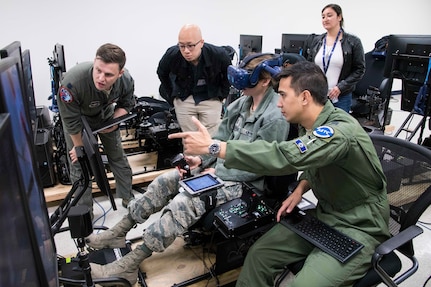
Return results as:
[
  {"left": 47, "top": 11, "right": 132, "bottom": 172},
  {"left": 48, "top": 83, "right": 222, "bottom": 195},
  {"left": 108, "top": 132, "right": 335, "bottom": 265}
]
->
[{"left": 180, "top": 173, "right": 224, "bottom": 196}]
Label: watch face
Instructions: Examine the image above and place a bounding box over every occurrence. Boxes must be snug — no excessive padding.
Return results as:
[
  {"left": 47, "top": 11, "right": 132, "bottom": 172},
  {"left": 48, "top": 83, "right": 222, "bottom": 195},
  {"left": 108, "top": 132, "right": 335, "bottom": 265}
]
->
[{"left": 209, "top": 142, "right": 220, "bottom": 155}]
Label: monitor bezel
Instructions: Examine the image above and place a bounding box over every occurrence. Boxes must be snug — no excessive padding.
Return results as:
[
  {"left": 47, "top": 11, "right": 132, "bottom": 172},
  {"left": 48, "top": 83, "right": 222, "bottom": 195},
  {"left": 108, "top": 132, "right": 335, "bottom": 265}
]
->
[{"left": 21, "top": 49, "right": 38, "bottom": 137}]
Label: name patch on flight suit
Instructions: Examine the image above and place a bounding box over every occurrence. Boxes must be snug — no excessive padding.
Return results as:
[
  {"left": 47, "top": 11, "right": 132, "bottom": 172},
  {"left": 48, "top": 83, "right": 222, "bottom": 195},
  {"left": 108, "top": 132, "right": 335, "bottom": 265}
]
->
[
  {"left": 294, "top": 139, "right": 307, "bottom": 153},
  {"left": 59, "top": 86, "right": 73, "bottom": 103},
  {"left": 89, "top": 101, "right": 101, "bottom": 108}
]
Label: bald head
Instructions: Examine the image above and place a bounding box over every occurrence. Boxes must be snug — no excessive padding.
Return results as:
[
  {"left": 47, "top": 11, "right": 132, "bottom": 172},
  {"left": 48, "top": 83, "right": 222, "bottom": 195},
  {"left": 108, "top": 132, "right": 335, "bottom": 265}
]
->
[{"left": 178, "top": 24, "right": 203, "bottom": 43}]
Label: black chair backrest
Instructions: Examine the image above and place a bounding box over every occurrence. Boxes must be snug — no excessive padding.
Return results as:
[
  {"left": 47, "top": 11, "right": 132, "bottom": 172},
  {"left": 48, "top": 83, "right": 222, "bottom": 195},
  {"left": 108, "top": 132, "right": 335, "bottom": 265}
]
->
[
  {"left": 353, "top": 51, "right": 386, "bottom": 98},
  {"left": 370, "top": 134, "right": 431, "bottom": 256}
]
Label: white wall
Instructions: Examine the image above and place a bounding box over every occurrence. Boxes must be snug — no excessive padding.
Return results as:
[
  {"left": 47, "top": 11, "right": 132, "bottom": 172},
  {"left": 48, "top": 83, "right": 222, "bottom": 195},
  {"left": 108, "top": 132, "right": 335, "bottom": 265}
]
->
[{"left": 1, "top": 0, "right": 430, "bottom": 108}]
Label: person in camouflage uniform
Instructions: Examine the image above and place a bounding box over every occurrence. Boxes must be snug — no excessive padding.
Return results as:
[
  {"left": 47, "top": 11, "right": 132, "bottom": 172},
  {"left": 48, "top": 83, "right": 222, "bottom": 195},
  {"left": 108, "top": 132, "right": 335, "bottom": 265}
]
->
[{"left": 86, "top": 53, "right": 293, "bottom": 285}]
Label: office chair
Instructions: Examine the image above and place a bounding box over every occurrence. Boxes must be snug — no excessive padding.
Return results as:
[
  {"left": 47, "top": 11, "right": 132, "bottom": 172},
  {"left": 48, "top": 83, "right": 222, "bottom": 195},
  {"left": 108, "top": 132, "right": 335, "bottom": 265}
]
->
[{"left": 275, "top": 134, "right": 431, "bottom": 287}]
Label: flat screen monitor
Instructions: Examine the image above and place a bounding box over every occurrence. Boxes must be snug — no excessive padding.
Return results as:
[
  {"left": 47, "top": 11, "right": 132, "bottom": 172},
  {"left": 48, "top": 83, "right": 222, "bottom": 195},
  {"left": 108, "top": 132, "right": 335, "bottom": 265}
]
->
[
  {"left": 81, "top": 116, "right": 117, "bottom": 210},
  {"left": 53, "top": 43, "right": 66, "bottom": 73},
  {"left": 0, "top": 58, "right": 58, "bottom": 286},
  {"left": 0, "top": 41, "right": 37, "bottom": 135},
  {"left": 239, "top": 34, "right": 263, "bottom": 60},
  {"left": 281, "top": 33, "right": 310, "bottom": 55},
  {"left": 22, "top": 49, "right": 38, "bottom": 135},
  {"left": 383, "top": 34, "right": 431, "bottom": 78},
  {"left": 0, "top": 114, "right": 44, "bottom": 286}
]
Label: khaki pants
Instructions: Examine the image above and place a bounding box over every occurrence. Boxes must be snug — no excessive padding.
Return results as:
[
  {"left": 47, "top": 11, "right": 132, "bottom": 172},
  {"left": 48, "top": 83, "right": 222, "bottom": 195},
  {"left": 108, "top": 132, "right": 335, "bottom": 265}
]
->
[{"left": 173, "top": 96, "right": 222, "bottom": 136}]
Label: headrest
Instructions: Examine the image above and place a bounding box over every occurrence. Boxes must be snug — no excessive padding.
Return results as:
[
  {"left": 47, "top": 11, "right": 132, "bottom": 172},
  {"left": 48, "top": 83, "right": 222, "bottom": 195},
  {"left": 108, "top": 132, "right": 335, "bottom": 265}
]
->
[
  {"left": 281, "top": 53, "right": 307, "bottom": 66},
  {"left": 372, "top": 35, "right": 389, "bottom": 59},
  {"left": 228, "top": 53, "right": 283, "bottom": 90}
]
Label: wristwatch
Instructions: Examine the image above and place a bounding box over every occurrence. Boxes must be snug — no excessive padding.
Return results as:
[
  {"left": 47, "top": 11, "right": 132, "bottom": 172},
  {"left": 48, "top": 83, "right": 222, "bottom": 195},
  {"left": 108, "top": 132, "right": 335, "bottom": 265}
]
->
[{"left": 208, "top": 140, "right": 221, "bottom": 156}]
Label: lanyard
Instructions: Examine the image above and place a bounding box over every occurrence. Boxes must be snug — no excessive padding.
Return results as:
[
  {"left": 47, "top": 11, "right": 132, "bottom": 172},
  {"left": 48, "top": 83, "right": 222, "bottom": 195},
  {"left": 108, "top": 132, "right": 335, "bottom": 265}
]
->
[
  {"left": 322, "top": 29, "right": 342, "bottom": 74},
  {"left": 424, "top": 57, "right": 431, "bottom": 85}
]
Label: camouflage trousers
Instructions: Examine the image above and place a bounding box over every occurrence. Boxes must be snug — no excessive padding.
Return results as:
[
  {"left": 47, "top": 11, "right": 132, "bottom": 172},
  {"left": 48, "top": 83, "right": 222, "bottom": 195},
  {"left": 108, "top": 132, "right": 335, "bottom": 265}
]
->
[{"left": 127, "top": 169, "right": 243, "bottom": 252}]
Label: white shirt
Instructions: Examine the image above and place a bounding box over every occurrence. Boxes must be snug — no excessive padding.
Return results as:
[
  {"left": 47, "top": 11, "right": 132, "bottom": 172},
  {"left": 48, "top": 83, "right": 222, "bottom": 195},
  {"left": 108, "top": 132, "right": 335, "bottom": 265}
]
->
[{"left": 315, "top": 42, "right": 343, "bottom": 95}]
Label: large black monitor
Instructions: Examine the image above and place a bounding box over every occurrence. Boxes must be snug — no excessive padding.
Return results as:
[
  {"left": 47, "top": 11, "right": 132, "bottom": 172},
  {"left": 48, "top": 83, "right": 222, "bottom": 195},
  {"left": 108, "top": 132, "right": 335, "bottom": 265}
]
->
[
  {"left": 81, "top": 116, "right": 117, "bottom": 210},
  {"left": 0, "top": 57, "right": 58, "bottom": 286},
  {"left": 0, "top": 114, "right": 46, "bottom": 286},
  {"left": 53, "top": 43, "right": 66, "bottom": 73},
  {"left": 0, "top": 41, "right": 38, "bottom": 134},
  {"left": 22, "top": 49, "right": 38, "bottom": 134},
  {"left": 281, "top": 33, "right": 310, "bottom": 55},
  {"left": 239, "top": 34, "right": 263, "bottom": 60},
  {"left": 383, "top": 34, "right": 431, "bottom": 78}
]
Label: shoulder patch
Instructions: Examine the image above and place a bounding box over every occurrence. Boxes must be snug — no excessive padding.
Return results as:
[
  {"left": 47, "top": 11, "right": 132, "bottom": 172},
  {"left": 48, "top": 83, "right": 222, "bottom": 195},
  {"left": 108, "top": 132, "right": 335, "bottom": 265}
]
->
[
  {"left": 59, "top": 86, "right": 73, "bottom": 103},
  {"left": 313, "top": 126, "right": 334, "bottom": 138}
]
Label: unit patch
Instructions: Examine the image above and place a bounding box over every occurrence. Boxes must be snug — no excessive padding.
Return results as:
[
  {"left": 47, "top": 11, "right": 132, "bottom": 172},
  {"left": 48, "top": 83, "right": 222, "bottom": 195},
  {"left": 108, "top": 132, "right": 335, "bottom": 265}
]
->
[
  {"left": 59, "top": 87, "right": 73, "bottom": 103},
  {"left": 313, "top": 126, "right": 334, "bottom": 138},
  {"left": 294, "top": 139, "right": 307, "bottom": 153}
]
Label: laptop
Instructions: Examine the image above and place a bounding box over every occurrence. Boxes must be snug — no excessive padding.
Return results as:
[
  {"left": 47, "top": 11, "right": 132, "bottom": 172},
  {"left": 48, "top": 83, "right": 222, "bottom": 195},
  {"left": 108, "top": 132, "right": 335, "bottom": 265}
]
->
[{"left": 91, "top": 113, "right": 137, "bottom": 134}]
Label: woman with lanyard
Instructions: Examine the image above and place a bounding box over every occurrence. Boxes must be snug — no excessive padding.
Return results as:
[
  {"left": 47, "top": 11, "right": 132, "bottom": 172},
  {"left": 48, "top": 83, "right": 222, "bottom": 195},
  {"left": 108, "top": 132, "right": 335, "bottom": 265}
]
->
[{"left": 304, "top": 3, "right": 365, "bottom": 113}]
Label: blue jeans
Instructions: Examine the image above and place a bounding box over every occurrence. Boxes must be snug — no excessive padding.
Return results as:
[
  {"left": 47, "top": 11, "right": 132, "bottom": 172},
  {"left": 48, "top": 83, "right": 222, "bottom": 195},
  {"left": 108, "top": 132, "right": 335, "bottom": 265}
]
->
[{"left": 333, "top": 93, "right": 352, "bottom": 113}]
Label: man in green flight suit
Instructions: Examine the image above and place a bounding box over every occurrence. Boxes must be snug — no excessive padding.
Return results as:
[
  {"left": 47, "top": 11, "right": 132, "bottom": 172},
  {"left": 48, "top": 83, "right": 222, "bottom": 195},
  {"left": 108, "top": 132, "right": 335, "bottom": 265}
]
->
[
  {"left": 169, "top": 61, "right": 390, "bottom": 287},
  {"left": 57, "top": 43, "right": 136, "bottom": 212}
]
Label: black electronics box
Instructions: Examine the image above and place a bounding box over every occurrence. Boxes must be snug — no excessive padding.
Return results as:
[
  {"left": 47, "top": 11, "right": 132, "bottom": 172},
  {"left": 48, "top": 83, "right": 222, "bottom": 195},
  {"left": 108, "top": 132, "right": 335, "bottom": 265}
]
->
[
  {"left": 213, "top": 196, "right": 275, "bottom": 238},
  {"left": 35, "top": 128, "right": 56, "bottom": 187}
]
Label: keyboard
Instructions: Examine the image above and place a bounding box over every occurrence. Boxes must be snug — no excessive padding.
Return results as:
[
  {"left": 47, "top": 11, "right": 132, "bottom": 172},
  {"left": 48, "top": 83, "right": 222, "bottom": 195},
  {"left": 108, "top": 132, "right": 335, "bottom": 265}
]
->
[{"left": 280, "top": 209, "right": 364, "bottom": 263}]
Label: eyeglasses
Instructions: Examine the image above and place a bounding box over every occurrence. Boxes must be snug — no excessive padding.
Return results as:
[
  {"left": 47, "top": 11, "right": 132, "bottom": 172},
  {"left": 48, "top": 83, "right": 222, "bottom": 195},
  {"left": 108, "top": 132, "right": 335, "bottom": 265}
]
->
[{"left": 178, "top": 40, "right": 202, "bottom": 51}]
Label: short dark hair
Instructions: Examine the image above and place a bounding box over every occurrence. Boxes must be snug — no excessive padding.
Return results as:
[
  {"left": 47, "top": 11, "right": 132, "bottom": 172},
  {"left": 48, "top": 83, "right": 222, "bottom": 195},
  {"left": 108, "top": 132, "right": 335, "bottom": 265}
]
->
[
  {"left": 96, "top": 43, "right": 126, "bottom": 70},
  {"left": 275, "top": 61, "right": 328, "bottom": 105}
]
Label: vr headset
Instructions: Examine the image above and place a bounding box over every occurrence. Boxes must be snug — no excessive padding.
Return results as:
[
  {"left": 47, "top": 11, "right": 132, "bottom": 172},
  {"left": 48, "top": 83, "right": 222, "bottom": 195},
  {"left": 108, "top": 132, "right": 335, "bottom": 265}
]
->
[{"left": 228, "top": 53, "right": 283, "bottom": 90}]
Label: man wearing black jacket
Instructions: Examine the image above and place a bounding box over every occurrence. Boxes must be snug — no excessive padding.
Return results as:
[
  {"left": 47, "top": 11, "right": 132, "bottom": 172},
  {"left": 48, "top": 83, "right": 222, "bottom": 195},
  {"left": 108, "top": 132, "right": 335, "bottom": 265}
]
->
[{"left": 157, "top": 24, "right": 231, "bottom": 135}]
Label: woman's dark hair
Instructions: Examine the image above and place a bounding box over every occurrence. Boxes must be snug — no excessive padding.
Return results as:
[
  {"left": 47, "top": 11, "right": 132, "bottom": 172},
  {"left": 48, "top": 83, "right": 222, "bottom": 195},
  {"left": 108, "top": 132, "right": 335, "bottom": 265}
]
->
[
  {"left": 322, "top": 3, "right": 344, "bottom": 28},
  {"left": 275, "top": 61, "right": 328, "bottom": 105}
]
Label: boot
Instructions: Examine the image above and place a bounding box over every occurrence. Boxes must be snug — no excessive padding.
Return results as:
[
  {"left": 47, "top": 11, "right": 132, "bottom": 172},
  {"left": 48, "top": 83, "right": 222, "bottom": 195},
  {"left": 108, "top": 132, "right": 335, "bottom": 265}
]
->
[
  {"left": 86, "top": 214, "right": 135, "bottom": 249},
  {"left": 90, "top": 246, "right": 151, "bottom": 286}
]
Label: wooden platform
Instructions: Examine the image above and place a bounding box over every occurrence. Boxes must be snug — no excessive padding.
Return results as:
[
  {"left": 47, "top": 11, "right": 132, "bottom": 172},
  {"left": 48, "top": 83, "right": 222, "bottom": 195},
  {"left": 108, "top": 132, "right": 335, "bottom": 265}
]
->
[
  {"left": 44, "top": 151, "right": 173, "bottom": 203},
  {"left": 134, "top": 238, "right": 240, "bottom": 287}
]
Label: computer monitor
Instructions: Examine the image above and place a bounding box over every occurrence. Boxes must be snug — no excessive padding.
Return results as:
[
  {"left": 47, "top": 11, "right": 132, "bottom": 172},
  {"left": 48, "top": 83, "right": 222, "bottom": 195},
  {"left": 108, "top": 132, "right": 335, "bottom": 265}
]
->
[
  {"left": 22, "top": 49, "right": 38, "bottom": 135},
  {"left": 239, "top": 34, "right": 263, "bottom": 60},
  {"left": 281, "top": 33, "right": 310, "bottom": 55},
  {"left": 0, "top": 41, "right": 37, "bottom": 134},
  {"left": 0, "top": 58, "right": 58, "bottom": 286},
  {"left": 383, "top": 34, "right": 431, "bottom": 78},
  {"left": 53, "top": 43, "right": 66, "bottom": 73},
  {"left": 81, "top": 116, "right": 117, "bottom": 210},
  {"left": 0, "top": 41, "right": 23, "bottom": 68}
]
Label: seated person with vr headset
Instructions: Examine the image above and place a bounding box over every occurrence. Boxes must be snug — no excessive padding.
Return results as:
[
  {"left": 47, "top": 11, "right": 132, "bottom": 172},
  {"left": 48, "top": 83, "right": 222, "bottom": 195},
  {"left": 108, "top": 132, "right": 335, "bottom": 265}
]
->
[{"left": 85, "top": 53, "right": 304, "bottom": 285}]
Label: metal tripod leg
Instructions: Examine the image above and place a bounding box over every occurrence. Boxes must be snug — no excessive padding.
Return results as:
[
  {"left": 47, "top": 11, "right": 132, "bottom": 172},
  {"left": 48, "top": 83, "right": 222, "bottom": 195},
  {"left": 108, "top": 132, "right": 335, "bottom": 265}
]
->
[{"left": 393, "top": 111, "right": 428, "bottom": 144}]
